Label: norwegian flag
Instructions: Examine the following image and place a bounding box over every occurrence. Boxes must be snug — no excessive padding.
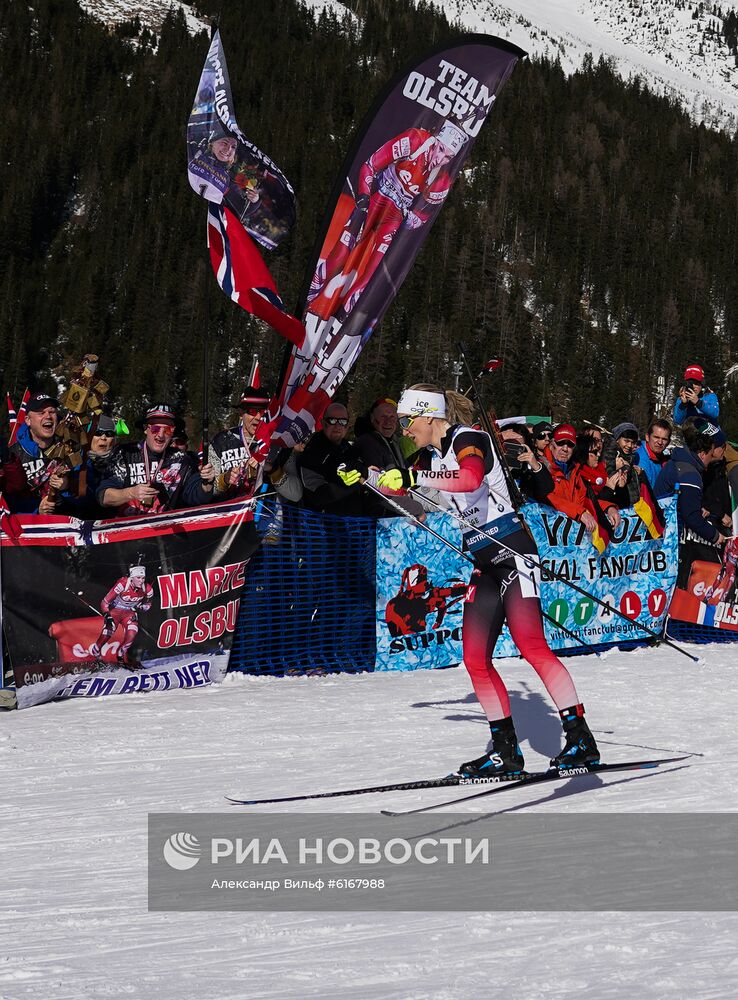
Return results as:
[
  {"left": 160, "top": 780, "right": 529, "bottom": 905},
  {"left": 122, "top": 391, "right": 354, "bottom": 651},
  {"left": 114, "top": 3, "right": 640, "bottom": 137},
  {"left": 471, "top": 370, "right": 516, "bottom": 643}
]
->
[
  {"left": 207, "top": 204, "right": 305, "bottom": 348},
  {"left": 8, "top": 387, "right": 30, "bottom": 445}
]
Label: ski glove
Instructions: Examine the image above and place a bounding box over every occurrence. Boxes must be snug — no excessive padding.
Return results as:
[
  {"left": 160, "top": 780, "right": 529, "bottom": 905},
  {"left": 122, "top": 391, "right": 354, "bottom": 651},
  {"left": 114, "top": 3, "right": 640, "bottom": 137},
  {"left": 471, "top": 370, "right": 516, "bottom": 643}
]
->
[
  {"left": 336, "top": 466, "right": 362, "bottom": 487},
  {"left": 377, "top": 468, "right": 416, "bottom": 491},
  {"left": 103, "top": 613, "right": 115, "bottom": 631}
]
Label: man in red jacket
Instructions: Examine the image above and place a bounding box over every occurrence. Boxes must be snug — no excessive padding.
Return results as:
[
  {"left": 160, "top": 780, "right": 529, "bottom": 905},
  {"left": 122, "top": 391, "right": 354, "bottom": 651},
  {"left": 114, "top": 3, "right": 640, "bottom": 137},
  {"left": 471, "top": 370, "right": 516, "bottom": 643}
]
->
[{"left": 543, "top": 424, "right": 621, "bottom": 540}]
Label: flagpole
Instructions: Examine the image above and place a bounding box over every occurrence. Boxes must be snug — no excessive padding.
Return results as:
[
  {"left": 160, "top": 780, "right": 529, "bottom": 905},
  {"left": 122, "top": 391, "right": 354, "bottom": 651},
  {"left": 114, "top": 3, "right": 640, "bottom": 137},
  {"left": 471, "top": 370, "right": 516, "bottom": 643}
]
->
[{"left": 202, "top": 260, "right": 210, "bottom": 466}]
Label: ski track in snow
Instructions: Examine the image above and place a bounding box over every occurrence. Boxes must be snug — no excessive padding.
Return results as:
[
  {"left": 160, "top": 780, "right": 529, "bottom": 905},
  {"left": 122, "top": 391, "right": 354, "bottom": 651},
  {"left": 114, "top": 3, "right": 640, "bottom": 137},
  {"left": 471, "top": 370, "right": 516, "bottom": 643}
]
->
[{"left": 2, "top": 644, "right": 737, "bottom": 998}]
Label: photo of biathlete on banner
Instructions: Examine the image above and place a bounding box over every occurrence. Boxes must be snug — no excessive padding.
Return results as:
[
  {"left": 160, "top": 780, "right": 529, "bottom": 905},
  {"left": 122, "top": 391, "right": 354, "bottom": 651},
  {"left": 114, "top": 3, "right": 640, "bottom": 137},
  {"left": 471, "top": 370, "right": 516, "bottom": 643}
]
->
[
  {"left": 186, "top": 30, "right": 296, "bottom": 251},
  {"left": 1, "top": 501, "right": 260, "bottom": 709},
  {"left": 376, "top": 498, "right": 679, "bottom": 672}
]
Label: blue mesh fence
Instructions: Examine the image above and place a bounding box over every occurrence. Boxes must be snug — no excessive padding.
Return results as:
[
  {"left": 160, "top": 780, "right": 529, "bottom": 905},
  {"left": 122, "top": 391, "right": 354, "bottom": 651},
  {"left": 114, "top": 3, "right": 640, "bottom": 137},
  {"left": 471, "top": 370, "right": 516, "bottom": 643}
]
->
[
  {"left": 229, "top": 502, "right": 377, "bottom": 675},
  {"left": 666, "top": 618, "right": 738, "bottom": 645}
]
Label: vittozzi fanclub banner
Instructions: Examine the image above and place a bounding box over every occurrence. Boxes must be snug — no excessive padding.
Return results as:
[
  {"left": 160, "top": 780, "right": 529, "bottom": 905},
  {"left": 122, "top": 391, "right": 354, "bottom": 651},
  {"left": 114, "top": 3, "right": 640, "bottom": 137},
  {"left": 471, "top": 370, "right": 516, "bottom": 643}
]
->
[
  {"left": 375, "top": 499, "right": 679, "bottom": 672},
  {"left": 0, "top": 500, "right": 260, "bottom": 709}
]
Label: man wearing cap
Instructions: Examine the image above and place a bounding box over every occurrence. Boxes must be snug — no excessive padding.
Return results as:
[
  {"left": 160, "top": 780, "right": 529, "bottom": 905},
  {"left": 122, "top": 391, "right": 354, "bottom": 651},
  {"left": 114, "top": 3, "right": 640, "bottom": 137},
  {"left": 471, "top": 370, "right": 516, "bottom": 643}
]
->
[
  {"left": 354, "top": 397, "right": 407, "bottom": 472},
  {"left": 543, "top": 423, "right": 621, "bottom": 535},
  {"left": 9, "top": 393, "right": 68, "bottom": 514},
  {"left": 656, "top": 417, "right": 731, "bottom": 549},
  {"left": 673, "top": 363, "right": 719, "bottom": 425},
  {"left": 210, "top": 386, "right": 270, "bottom": 498},
  {"left": 602, "top": 422, "right": 643, "bottom": 509},
  {"left": 58, "top": 413, "right": 119, "bottom": 519},
  {"left": 532, "top": 421, "right": 553, "bottom": 462},
  {"left": 98, "top": 403, "right": 216, "bottom": 516}
]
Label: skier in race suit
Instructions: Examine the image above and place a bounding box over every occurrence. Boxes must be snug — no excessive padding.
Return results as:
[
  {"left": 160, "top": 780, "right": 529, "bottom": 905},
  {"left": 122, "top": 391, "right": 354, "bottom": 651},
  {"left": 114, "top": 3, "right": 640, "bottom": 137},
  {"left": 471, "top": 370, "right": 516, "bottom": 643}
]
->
[
  {"left": 703, "top": 536, "right": 738, "bottom": 606},
  {"left": 308, "top": 120, "right": 465, "bottom": 322},
  {"left": 370, "top": 384, "right": 600, "bottom": 778},
  {"left": 91, "top": 566, "right": 153, "bottom": 664}
]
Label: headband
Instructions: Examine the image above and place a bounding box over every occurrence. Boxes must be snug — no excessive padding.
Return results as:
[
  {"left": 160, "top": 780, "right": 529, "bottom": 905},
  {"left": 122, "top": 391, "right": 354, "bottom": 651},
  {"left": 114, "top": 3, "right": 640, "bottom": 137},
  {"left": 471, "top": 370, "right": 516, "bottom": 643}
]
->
[{"left": 397, "top": 389, "right": 446, "bottom": 420}]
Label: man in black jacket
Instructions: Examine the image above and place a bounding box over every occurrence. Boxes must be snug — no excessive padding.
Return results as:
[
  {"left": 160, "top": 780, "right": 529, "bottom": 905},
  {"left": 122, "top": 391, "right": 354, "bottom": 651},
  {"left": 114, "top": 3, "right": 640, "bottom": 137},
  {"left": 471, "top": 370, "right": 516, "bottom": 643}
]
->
[
  {"left": 298, "top": 402, "right": 365, "bottom": 516},
  {"left": 98, "top": 403, "right": 216, "bottom": 516}
]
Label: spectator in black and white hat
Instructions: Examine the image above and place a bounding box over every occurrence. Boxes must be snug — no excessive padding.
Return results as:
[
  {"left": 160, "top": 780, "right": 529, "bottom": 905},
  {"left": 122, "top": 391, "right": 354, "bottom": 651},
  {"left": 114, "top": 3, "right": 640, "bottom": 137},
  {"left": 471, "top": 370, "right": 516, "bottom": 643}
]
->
[
  {"left": 210, "top": 386, "right": 271, "bottom": 498},
  {"left": 98, "top": 402, "right": 215, "bottom": 516}
]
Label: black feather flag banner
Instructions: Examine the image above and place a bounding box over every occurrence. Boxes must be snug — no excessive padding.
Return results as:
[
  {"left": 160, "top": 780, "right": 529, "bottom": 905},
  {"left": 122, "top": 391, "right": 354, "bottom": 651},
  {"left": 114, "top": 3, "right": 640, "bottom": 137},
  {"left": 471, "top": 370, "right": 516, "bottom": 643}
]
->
[{"left": 266, "top": 35, "right": 526, "bottom": 448}]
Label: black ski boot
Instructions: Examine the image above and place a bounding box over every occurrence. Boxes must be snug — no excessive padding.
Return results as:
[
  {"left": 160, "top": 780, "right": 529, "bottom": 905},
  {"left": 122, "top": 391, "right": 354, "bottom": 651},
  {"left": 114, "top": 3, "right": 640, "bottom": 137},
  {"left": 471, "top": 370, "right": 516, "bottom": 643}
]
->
[
  {"left": 550, "top": 704, "right": 600, "bottom": 770},
  {"left": 457, "top": 716, "right": 526, "bottom": 780}
]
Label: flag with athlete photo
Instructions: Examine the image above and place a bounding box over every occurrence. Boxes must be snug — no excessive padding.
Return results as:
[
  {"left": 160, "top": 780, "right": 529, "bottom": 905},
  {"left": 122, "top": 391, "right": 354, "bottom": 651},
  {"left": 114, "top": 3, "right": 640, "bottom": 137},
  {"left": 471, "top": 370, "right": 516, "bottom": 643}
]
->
[
  {"left": 266, "top": 36, "right": 526, "bottom": 449},
  {"left": 187, "top": 30, "right": 296, "bottom": 250},
  {"left": 207, "top": 204, "right": 304, "bottom": 347}
]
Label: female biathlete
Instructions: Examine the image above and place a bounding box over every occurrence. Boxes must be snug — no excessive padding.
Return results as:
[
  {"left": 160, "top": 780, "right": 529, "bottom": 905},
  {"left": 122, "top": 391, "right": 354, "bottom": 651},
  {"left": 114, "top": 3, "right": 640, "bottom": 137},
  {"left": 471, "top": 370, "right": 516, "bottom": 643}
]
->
[{"left": 373, "top": 384, "right": 600, "bottom": 778}]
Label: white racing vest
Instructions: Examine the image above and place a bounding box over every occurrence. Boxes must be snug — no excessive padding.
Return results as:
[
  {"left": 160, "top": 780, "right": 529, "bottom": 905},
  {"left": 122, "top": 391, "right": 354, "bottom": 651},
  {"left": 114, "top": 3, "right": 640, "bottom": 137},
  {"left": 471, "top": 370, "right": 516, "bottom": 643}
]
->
[{"left": 415, "top": 426, "right": 522, "bottom": 553}]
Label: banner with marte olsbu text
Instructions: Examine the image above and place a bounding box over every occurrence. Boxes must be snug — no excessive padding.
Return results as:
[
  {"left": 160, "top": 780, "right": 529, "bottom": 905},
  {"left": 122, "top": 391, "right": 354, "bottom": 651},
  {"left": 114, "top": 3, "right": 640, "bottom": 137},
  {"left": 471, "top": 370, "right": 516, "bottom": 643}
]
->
[{"left": 1, "top": 499, "right": 260, "bottom": 709}]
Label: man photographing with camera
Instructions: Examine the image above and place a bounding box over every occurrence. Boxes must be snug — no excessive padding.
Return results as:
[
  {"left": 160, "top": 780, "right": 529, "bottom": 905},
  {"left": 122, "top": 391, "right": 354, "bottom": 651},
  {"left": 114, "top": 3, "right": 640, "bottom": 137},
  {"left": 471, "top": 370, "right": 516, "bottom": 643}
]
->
[{"left": 673, "top": 363, "right": 720, "bottom": 426}]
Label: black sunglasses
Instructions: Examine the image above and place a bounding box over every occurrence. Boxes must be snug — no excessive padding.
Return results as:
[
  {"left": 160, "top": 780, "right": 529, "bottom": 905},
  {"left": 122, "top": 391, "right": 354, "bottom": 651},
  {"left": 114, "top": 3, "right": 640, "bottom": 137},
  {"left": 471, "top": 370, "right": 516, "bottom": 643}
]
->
[
  {"left": 535, "top": 430, "right": 552, "bottom": 439},
  {"left": 324, "top": 417, "right": 348, "bottom": 427},
  {"left": 553, "top": 439, "right": 575, "bottom": 448},
  {"left": 94, "top": 430, "right": 116, "bottom": 438}
]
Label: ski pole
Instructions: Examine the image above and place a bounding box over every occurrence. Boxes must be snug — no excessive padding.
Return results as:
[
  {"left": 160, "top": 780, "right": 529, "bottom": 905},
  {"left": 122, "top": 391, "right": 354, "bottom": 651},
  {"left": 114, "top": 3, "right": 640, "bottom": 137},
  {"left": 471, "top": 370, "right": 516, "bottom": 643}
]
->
[
  {"left": 414, "top": 490, "right": 698, "bottom": 663},
  {"left": 361, "top": 479, "right": 594, "bottom": 651}
]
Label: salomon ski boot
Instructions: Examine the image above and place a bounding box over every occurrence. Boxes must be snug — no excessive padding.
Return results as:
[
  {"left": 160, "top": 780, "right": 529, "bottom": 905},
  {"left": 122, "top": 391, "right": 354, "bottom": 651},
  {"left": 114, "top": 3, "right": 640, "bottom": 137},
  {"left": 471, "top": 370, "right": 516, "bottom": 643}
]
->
[
  {"left": 457, "top": 716, "right": 526, "bottom": 780},
  {"left": 550, "top": 704, "right": 600, "bottom": 771}
]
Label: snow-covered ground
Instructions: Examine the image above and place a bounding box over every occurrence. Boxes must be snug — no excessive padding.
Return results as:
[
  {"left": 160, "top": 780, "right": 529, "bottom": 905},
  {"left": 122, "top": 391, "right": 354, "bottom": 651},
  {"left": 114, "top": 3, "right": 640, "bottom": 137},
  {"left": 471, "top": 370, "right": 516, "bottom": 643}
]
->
[{"left": 3, "top": 643, "right": 737, "bottom": 998}]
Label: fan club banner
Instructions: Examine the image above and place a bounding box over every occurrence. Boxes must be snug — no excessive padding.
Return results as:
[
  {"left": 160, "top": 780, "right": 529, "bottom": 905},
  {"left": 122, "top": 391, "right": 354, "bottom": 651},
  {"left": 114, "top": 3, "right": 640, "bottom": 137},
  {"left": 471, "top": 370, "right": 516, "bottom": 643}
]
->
[
  {"left": 1, "top": 500, "right": 259, "bottom": 709},
  {"left": 187, "top": 29, "right": 296, "bottom": 251},
  {"left": 269, "top": 35, "right": 526, "bottom": 449},
  {"left": 375, "top": 499, "right": 679, "bottom": 672}
]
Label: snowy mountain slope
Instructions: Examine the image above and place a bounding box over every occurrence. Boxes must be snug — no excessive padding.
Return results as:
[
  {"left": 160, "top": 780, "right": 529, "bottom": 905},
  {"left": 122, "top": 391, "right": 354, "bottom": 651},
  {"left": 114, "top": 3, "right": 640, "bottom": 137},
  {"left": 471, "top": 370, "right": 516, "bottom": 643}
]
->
[
  {"left": 443, "top": 0, "right": 738, "bottom": 132},
  {"left": 78, "top": 0, "right": 208, "bottom": 34},
  {"left": 78, "top": 0, "right": 738, "bottom": 131}
]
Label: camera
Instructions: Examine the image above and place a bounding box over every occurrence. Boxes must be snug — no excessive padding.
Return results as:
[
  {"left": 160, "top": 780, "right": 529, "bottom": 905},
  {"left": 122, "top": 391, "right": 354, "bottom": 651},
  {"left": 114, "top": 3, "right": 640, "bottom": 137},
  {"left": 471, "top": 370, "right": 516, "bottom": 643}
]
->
[{"left": 503, "top": 441, "right": 527, "bottom": 470}]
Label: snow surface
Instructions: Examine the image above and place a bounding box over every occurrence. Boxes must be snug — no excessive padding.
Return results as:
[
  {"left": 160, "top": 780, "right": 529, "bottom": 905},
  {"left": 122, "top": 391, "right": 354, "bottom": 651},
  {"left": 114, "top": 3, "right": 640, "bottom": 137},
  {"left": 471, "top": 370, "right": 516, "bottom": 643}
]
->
[
  {"left": 3, "top": 643, "right": 737, "bottom": 998},
  {"left": 444, "top": 0, "right": 738, "bottom": 132}
]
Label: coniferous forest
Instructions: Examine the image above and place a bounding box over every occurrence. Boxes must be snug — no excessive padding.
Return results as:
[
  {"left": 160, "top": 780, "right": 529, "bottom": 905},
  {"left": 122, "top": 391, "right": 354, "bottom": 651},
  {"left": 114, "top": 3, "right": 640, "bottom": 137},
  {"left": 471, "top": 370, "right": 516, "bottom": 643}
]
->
[{"left": 3, "top": 0, "right": 738, "bottom": 434}]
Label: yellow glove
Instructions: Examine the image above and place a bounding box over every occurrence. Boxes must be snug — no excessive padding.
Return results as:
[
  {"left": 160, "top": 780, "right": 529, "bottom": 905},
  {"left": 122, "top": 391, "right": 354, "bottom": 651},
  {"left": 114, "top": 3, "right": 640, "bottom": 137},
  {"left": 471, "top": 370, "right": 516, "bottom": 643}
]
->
[
  {"left": 376, "top": 468, "right": 416, "bottom": 491},
  {"left": 337, "top": 466, "right": 362, "bottom": 487}
]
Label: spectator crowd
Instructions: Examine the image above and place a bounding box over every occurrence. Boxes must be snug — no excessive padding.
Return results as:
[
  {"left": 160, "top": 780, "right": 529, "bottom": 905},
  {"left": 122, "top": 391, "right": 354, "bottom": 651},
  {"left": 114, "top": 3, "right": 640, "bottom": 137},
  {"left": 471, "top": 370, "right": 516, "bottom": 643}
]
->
[{"left": 1, "top": 362, "right": 736, "bottom": 559}]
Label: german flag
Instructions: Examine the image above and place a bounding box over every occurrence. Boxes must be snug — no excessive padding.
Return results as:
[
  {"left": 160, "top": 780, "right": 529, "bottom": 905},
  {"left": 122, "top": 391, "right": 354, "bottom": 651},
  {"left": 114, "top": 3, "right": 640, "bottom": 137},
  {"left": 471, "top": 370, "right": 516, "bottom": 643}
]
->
[
  {"left": 633, "top": 477, "right": 665, "bottom": 539},
  {"left": 583, "top": 491, "right": 612, "bottom": 554}
]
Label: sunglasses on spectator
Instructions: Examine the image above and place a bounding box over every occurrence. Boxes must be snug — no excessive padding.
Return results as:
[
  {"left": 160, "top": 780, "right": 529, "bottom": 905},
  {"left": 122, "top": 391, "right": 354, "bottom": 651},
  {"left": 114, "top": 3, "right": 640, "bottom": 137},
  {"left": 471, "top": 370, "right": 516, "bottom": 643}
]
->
[
  {"left": 553, "top": 440, "right": 575, "bottom": 448},
  {"left": 240, "top": 406, "right": 266, "bottom": 416},
  {"left": 147, "top": 424, "right": 174, "bottom": 436},
  {"left": 535, "top": 430, "right": 552, "bottom": 439},
  {"left": 324, "top": 417, "right": 348, "bottom": 427},
  {"left": 94, "top": 430, "right": 116, "bottom": 438}
]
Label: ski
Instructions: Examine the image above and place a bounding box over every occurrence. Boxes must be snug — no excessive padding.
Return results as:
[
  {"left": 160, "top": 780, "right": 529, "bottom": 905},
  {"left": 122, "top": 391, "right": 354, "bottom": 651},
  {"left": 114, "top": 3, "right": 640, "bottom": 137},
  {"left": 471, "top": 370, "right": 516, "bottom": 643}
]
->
[
  {"left": 226, "top": 775, "right": 469, "bottom": 805},
  {"left": 226, "top": 755, "right": 689, "bottom": 807},
  {"left": 380, "top": 755, "right": 691, "bottom": 816}
]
